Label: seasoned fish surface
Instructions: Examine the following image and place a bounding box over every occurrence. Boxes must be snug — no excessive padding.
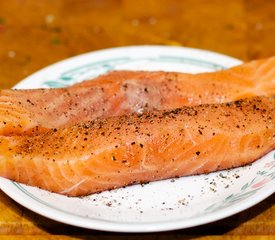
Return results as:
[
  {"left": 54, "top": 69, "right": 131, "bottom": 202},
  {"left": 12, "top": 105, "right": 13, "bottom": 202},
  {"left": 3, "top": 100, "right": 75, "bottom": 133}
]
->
[{"left": 0, "top": 97, "right": 273, "bottom": 196}]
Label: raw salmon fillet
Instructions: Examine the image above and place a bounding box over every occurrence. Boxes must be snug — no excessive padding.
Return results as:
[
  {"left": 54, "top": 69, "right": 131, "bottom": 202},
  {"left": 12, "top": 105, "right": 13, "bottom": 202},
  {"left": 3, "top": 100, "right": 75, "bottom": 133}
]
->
[
  {"left": 0, "top": 57, "right": 274, "bottom": 135},
  {"left": 0, "top": 96, "right": 274, "bottom": 196}
]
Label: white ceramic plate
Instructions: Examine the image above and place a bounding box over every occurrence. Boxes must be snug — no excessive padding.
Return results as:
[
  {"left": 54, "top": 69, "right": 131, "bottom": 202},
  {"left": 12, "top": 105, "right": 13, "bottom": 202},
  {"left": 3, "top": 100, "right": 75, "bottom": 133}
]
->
[{"left": 0, "top": 46, "right": 274, "bottom": 233}]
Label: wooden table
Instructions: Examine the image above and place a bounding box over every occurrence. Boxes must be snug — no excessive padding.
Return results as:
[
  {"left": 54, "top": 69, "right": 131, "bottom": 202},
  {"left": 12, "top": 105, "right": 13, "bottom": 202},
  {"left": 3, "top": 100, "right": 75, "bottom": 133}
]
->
[{"left": 0, "top": 0, "right": 274, "bottom": 239}]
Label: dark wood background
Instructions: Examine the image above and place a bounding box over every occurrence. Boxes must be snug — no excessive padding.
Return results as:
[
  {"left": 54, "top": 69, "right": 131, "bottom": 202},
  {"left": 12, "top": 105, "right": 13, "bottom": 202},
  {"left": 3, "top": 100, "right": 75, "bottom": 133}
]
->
[{"left": 0, "top": 0, "right": 274, "bottom": 239}]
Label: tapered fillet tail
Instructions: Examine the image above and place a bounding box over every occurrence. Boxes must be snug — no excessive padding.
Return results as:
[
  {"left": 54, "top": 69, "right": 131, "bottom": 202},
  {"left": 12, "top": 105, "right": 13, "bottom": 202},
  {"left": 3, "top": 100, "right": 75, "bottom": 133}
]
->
[
  {"left": 0, "top": 96, "right": 274, "bottom": 197},
  {"left": 229, "top": 57, "right": 275, "bottom": 99}
]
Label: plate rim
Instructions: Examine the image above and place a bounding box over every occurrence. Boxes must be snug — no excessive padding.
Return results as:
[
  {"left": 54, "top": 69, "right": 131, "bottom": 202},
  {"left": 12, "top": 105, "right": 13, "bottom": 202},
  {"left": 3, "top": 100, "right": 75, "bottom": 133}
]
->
[
  {"left": 1, "top": 174, "right": 274, "bottom": 232},
  {"left": 13, "top": 45, "right": 242, "bottom": 89}
]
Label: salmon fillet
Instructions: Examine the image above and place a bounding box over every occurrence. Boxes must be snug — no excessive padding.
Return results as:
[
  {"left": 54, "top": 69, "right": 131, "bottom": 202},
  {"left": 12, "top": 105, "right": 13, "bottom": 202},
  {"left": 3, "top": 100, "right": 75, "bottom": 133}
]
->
[
  {"left": 0, "top": 57, "right": 274, "bottom": 136},
  {"left": 0, "top": 96, "right": 274, "bottom": 196}
]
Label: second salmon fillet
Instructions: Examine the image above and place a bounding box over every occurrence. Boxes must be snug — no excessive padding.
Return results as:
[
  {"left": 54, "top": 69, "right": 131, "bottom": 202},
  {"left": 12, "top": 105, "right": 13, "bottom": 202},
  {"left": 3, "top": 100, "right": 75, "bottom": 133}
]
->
[{"left": 0, "top": 57, "right": 274, "bottom": 135}]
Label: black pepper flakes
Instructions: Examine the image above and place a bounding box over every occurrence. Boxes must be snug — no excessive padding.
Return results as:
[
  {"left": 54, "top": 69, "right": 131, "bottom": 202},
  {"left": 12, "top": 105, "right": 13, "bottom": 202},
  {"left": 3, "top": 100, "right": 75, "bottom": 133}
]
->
[{"left": 26, "top": 99, "right": 34, "bottom": 105}]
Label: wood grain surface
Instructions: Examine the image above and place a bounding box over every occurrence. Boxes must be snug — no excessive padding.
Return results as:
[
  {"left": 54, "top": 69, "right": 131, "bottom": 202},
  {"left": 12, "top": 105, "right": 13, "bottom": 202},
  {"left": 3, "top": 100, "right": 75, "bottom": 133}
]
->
[{"left": 0, "top": 0, "right": 274, "bottom": 239}]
